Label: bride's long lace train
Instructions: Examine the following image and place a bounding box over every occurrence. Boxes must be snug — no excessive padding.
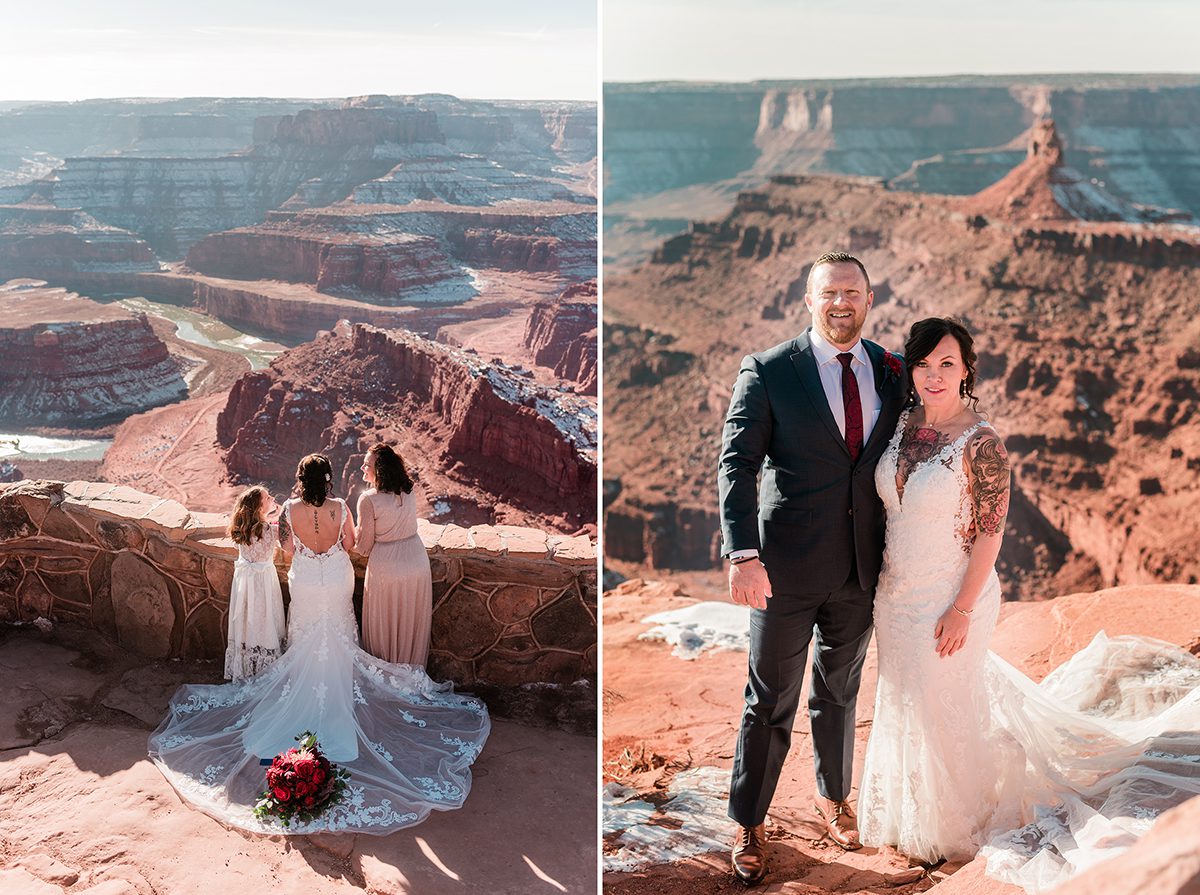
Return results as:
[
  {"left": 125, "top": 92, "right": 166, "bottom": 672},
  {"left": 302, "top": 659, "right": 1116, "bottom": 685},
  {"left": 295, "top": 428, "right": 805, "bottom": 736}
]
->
[{"left": 859, "top": 411, "right": 1200, "bottom": 892}]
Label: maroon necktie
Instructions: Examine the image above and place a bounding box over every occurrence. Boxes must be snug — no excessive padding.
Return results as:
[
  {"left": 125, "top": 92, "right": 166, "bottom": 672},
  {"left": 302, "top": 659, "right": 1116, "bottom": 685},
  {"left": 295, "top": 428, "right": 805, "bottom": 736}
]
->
[{"left": 837, "top": 353, "right": 863, "bottom": 462}]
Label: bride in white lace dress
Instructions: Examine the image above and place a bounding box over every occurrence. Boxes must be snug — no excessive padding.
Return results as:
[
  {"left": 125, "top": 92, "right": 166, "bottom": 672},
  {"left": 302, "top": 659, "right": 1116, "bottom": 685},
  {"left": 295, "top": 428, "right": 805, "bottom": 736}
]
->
[
  {"left": 150, "top": 454, "right": 490, "bottom": 835},
  {"left": 858, "top": 318, "right": 1200, "bottom": 892}
]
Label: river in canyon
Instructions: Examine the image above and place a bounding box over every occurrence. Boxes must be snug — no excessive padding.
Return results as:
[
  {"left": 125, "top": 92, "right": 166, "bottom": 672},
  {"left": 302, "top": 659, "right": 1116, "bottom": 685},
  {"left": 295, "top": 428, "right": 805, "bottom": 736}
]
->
[
  {"left": 1, "top": 296, "right": 287, "bottom": 464},
  {"left": 113, "top": 296, "right": 286, "bottom": 369},
  {"left": 0, "top": 433, "right": 112, "bottom": 462}
]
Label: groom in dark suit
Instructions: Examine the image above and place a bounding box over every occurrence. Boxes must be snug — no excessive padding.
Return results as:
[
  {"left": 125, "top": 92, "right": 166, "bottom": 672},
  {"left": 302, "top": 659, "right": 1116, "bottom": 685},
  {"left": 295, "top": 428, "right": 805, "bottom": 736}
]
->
[{"left": 718, "top": 251, "right": 907, "bottom": 884}]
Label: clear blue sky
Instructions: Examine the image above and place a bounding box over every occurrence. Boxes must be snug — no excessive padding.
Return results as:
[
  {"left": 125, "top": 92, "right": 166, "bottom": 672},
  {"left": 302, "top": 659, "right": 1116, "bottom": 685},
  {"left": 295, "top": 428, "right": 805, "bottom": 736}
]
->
[
  {"left": 3, "top": 1, "right": 597, "bottom": 101},
  {"left": 605, "top": 0, "right": 1200, "bottom": 82}
]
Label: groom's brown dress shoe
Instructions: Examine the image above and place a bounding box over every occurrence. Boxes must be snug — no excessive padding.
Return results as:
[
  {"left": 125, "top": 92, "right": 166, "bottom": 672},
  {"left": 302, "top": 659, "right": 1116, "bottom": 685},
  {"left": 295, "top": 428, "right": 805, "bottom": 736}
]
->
[
  {"left": 731, "top": 822, "right": 769, "bottom": 885},
  {"left": 814, "top": 799, "right": 862, "bottom": 850}
]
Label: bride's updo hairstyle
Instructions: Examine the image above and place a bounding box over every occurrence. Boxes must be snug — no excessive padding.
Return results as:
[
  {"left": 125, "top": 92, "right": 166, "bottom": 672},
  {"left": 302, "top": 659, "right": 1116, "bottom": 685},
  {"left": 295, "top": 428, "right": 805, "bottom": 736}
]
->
[
  {"left": 368, "top": 443, "right": 414, "bottom": 495},
  {"left": 903, "top": 316, "right": 982, "bottom": 412},
  {"left": 296, "top": 453, "right": 333, "bottom": 506}
]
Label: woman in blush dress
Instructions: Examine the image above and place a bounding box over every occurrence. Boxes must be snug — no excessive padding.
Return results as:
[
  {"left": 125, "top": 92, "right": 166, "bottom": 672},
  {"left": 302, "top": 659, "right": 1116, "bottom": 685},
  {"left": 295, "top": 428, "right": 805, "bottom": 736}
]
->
[{"left": 356, "top": 443, "right": 432, "bottom": 666}]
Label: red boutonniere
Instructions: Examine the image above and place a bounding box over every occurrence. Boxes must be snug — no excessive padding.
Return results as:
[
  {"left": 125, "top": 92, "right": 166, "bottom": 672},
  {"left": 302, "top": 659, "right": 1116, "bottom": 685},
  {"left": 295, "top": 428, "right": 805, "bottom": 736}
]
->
[{"left": 882, "top": 350, "right": 903, "bottom": 384}]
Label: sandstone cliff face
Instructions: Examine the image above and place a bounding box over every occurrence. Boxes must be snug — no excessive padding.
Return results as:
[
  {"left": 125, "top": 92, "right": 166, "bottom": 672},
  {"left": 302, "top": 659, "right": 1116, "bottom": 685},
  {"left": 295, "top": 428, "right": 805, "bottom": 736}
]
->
[
  {"left": 184, "top": 227, "right": 461, "bottom": 300},
  {"left": 9, "top": 95, "right": 595, "bottom": 261},
  {"left": 0, "top": 205, "right": 161, "bottom": 279},
  {"left": 260, "top": 106, "right": 442, "bottom": 147},
  {"left": 962, "top": 119, "right": 1193, "bottom": 224},
  {"left": 523, "top": 285, "right": 598, "bottom": 394},
  {"left": 0, "top": 97, "right": 325, "bottom": 187},
  {"left": 216, "top": 323, "right": 596, "bottom": 532},
  {"left": 604, "top": 128, "right": 1200, "bottom": 599},
  {"left": 186, "top": 204, "right": 597, "bottom": 295},
  {"left": 0, "top": 282, "right": 186, "bottom": 426}
]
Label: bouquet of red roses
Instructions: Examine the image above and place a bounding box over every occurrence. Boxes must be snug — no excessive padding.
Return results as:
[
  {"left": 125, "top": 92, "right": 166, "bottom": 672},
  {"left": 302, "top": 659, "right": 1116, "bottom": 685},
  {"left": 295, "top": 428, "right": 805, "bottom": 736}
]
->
[{"left": 253, "top": 731, "right": 350, "bottom": 827}]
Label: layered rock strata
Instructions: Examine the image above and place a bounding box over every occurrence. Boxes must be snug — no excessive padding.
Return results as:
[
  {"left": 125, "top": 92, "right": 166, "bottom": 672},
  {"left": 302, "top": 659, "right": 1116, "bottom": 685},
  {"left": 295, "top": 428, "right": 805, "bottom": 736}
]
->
[
  {"left": 5, "top": 94, "right": 596, "bottom": 260},
  {"left": 0, "top": 479, "right": 595, "bottom": 724},
  {"left": 0, "top": 204, "right": 160, "bottom": 278},
  {"left": 186, "top": 202, "right": 597, "bottom": 294},
  {"left": 0, "top": 281, "right": 186, "bottom": 426},
  {"left": 523, "top": 283, "right": 598, "bottom": 393},
  {"left": 217, "top": 323, "right": 597, "bottom": 529},
  {"left": 185, "top": 227, "right": 462, "bottom": 300},
  {"left": 352, "top": 154, "right": 584, "bottom": 206},
  {"left": 603, "top": 124, "right": 1200, "bottom": 599}
]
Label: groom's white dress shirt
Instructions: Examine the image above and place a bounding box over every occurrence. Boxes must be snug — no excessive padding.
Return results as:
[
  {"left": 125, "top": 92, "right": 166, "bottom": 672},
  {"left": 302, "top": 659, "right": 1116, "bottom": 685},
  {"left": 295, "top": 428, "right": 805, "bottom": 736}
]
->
[
  {"left": 807, "top": 327, "right": 882, "bottom": 442},
  {"left": 728, "top": 327, "right": 882, "bottom": 562}
]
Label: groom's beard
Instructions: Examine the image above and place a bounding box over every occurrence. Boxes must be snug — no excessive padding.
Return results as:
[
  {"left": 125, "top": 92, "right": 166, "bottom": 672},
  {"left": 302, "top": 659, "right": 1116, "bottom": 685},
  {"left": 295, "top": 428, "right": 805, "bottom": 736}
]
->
[{"left": 813, "top": 311, "right": 866, "bottom": 347}]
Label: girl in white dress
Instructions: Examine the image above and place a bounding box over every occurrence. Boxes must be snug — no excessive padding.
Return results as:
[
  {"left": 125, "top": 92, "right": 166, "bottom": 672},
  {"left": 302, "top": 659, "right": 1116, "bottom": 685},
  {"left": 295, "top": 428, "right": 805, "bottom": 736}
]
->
[{"left": 223, "top": 486, "right": 286, "bottom": 681}]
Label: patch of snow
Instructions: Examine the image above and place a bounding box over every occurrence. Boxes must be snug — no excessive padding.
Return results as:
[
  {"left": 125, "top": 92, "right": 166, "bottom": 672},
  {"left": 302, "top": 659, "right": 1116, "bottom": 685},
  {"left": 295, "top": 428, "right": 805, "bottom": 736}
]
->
[
  {"left": 639, "top": 602, "right": 752, "bottom": 659},
  {"left": 603, "top": 767, "right": 736, "bottom": 872}
]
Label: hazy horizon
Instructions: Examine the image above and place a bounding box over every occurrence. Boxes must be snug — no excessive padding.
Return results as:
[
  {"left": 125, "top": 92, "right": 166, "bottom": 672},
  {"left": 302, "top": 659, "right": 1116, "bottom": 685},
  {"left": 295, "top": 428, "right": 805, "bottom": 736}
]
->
[
  {"left": 2, "top": 1, "right": 597, "bottom": 102},
  {"left": 605, "top": 0, "right": 1200, "bottom": 84}
]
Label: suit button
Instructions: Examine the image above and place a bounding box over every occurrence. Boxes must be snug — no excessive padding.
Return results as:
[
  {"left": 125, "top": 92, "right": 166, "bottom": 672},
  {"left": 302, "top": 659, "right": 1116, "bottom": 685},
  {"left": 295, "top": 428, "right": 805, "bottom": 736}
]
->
[{"left": 848, "top": 509, "right": 854, "bottom": 516}]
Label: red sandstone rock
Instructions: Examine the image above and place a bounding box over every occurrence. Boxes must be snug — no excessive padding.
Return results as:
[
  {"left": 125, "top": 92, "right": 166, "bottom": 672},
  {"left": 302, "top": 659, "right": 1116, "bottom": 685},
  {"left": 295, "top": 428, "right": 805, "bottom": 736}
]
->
[
  {"left": 0, "top": 281, "right": 186, "bottom": 425},
  {"left": 963, "top": 119, "right": 1192, "bottom": 224},
  {"left": 185, "top": 226, "right": 460, "bottom": 301},
  {"left": 0, "top": 204, "right": 160, "bottom": 279},
  {"left": 216, "top": 324, "right": 596, "bottom": 533},
  {"left": 522, "top": 281, "right": 598, "bottom": 394}
]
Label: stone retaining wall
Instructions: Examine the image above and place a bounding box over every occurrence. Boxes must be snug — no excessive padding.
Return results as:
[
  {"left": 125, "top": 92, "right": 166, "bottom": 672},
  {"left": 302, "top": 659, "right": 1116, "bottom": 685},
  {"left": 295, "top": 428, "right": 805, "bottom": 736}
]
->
[{"left": 0, "top": 480, "right": 596, "bottom": 730}]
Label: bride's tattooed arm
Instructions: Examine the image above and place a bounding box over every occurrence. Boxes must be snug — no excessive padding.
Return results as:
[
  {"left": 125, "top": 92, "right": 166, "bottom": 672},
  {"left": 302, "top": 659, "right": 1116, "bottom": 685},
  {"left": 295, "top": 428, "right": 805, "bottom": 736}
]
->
[
  {"left": 966, "top": 432, "right": 1010, "bottom": 536},
  {"left": 278, "top": 508, "right": 293, "bottom": 549}
]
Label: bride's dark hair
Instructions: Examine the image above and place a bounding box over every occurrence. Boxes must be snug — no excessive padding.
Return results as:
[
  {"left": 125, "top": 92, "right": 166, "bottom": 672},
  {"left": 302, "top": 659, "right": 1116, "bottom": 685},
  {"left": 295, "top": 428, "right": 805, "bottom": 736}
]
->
[
  {"left": 296, "top": 453, "right": 333, "bottom": 506},
  {"left": 903, "top": 317, "right": 981, "bottom": 411}
]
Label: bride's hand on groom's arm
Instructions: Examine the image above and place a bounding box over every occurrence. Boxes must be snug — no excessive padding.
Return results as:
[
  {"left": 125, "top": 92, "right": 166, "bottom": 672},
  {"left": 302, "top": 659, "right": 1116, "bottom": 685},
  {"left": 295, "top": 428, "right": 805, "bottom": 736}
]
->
[{"left": 729, "top": 560, "right": 772, "bottom": 610}]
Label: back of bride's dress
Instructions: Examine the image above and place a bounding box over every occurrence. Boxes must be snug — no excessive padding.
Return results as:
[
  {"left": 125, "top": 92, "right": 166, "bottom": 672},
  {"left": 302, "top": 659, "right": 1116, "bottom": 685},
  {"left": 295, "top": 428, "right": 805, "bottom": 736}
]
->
[
  {"left": 149, "top": 499, "right": 490, "bottom": 835},
  {"left": 859, "top": 412, "right": 1200, "bottom": 892}
]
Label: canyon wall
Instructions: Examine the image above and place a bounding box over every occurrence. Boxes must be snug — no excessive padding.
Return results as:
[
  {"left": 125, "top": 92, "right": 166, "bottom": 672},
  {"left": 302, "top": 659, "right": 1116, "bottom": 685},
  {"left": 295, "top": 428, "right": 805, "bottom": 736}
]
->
[
  {"left": 187, "top": 205, "right": 598, "bottom": 292},
  {"left": 185, "top": 228, "right": 461, "bottom": 299},
  {"left": 0, "top": 479, "right": 595, "bottom": 729},
  {"left": 523, "top": 291, "right": 598, "bottom": 394},
  {"left": 351, "top": 155, "right": 583, "bottom": 206},
  {"left": 0, "top": 205, "right": 161, "bottom": 279},
  {"left": 3, "top": 95, "right": 596, "bottom": 261},
  {"left": 216, "top": 323, "right": 597, "bottom": 531},
  {"left": 0, "top": 282, "right": 186, "bottom": 425}
]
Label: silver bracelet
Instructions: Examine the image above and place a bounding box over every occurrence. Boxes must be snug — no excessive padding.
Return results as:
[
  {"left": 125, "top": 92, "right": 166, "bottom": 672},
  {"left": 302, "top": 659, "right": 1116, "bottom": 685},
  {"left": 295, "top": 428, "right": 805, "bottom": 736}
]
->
[{"left": 951, "top": 603, "right": 973, "bottom": 617}]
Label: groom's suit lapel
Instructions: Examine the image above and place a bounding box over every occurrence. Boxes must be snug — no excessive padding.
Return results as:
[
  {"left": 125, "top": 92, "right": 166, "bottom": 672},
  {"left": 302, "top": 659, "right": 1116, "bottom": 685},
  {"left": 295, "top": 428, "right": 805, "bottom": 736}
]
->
[{"left": 789, "top": 330, "right": 850, "bottom": 456}]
